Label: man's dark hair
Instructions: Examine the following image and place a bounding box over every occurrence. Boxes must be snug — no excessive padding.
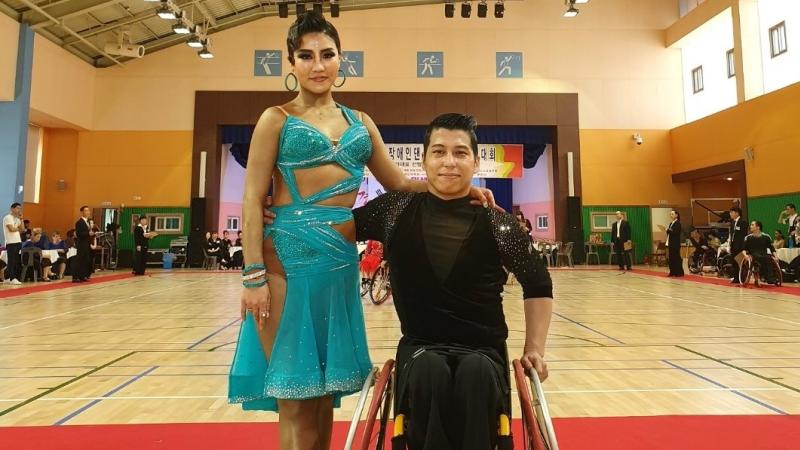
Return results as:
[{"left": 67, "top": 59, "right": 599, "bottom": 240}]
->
[
  {"left": 286, "top": 11, "right": 341, "bottom": 65},
  {"left": 787, "top": 203, "right": 797, "bottom": 211},
  {"left": 80, "top": 205, "right": 89, "bottom": 212},
  {"left": 730, "top": 206, "right": 742, "bottom": 216},
  {"left": 423, "top": 113, "right": 479, "bottom": 161},
  {"left": 139, "top": 216, "right": 147, "bottom": 221},
  {"left": 752, "top": 220, "right": 763, "bottom": 231},
  {"left": 10, "top": 202, "right": 21, "bottom": 209}
]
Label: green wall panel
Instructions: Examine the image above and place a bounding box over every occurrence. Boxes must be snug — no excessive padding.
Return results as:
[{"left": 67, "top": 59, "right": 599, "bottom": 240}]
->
[
  {"left": 747, "top": 193, "right": 800, "bottom": 238},
  {"left": 119, "top": 207, "right": 191, "bottom": 250},
  {"left": 581, "top": 206, "right": 651, "bottom": 264}
]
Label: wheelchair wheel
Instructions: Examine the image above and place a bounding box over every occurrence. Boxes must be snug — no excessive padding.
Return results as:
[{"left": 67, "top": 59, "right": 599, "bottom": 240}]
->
[
  {"left": 369, "top": 265, "right": 392, "bottom": 305},
  {"left": 769, "top": 257, "right": 783, "bottom": 286},
  {"left": 739, "top": 258, "right": 753, "bottom": 286},
  {"left": 513, "top": 360, "right": 551, "bottom": 450},
  {"left": 359, "top": 359, "right": 395, "bottom": 450}
]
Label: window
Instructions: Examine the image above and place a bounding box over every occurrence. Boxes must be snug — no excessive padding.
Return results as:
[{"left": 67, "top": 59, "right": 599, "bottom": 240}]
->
[
  {"left": 590, "top": 212, "right": 626, "bottom": 232},
  {"left": 153, "top": 215, "right": 183, "bottom": 234},
  {"left": 726, "top": 49, "right": 735, "bottom": 78},
  {"left": 770, "top": 22, "right": 788, "bottom": 58},
  {"left": 691, "top": 66, "right": 704, "bottom": 94},
  {"left": 227, "top": 216, "right": 240, "bottom": 231},
  {"left": 536, "top": 215, "right": 549, "bottom": 230}
]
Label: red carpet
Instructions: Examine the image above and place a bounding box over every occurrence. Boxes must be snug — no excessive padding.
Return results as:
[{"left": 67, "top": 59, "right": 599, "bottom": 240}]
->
[
  {"left": 629, "top": 268, "right": 800, "bottom": 296},
  {"left": 0, "top": 416, "right": 797, "bottom": 450},
  {"left": 0, "top": 273, "right": 134, "bottom": 299}
]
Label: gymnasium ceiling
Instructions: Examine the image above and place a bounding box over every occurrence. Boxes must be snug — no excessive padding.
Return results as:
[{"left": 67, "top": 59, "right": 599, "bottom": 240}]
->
[{"left": 0, "top": 0, "right": 445, "bottom": 67}]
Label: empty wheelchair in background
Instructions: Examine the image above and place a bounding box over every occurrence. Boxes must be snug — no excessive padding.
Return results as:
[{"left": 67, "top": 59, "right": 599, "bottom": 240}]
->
[{"left": 344, "top": 358, "right": 560, "bottom": 450}]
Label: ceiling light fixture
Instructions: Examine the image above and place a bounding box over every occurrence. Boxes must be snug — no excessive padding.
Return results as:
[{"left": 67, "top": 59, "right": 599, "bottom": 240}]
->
[
  {"left": 477, "top": 0, "right": 487, "bottom": 17},
  {"left": 461, "top": 1, "right": 471, "bottom": 18},
  {"left": 564, "top": 0, "right": 579, "bottom": 17},
  {"left": 296, "top": 1, "right": 306, "bottom": 15},
  {"left": 198, "top": 47, "right": 214, "bottom": 59},
  {"left": 445, "top": 1, "right": 455, "bottom": 18},
  {"left": 278, "top": 1, "right": 289, "bottom": 18},
  {"left": 330, "top": 0, "right": 339, "bottom": 17},
  {"left": 494, "top": 0, "right": 504, "bottom": 18}
]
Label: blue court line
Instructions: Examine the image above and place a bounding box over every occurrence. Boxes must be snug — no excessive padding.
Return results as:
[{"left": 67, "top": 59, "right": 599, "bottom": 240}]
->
[
  {"left": 53, "top": 366, "right": 158, "bottom": 425},
  {"left": 661, "top": 360, "right": 786, "bottom": 415},
  {"left": 186, "top": 318, "right": 240, "bottom": 350},
  {"left": 552, "top": 312, "right": 626, "bottom": 344}
]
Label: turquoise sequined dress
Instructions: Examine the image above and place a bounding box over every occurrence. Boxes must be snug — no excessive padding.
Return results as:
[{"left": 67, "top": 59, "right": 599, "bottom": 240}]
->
[{"left": 228, "top": 104, "right": 374, "bottom": 411}]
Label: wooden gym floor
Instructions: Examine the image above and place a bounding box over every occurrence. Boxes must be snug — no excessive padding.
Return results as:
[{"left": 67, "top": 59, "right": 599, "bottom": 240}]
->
[{"left": 0, "top": 268, "right": 798, "bottom": 431}]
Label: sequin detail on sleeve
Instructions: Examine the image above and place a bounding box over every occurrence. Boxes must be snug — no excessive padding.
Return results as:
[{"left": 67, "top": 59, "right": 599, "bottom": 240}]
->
[
  {"left": 354, "top": 191, "right": 416, "bottom": 247},
  {"left": 487, "top": 209, "right": 553, "bottom": 300}
]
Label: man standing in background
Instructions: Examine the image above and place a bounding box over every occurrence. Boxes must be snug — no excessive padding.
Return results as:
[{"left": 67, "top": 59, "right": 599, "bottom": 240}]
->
[
  {"left": 73, "top": 206, "right": 94, "bottom": 283},
  {"left": 133, "top": 216, "right": 157, "bottom": 276},
  {"left": 779, "top": 203, "right": 799, "bottom": 248},
  {"left": 611, "top": 211, "right": 632, "bottom": 271},
  {"left": 2, "top": 203, "right": 25, "bottom": 285}
]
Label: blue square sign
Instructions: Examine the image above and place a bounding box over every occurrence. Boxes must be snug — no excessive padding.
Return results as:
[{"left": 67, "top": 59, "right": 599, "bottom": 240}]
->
[
  {"left": 254, "top": 50, "right": 282, "bottom": 77},
  {"left": 496, "top": 52, "right": 523, "bottom": 78},
  {"left": 341, "top": 51, "right": 364, "bottom": 78},
  {"left": 417, "top": 52, "right": 444, "bottom": 78}
]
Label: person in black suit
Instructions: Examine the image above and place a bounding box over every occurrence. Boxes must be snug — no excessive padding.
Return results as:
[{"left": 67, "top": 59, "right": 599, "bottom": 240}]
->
[
  {"left": 72, "top": 206, "right": 94, "bottom": 283},
  {"left": 666, "top": 210, "right": 684, "bottom": 277},
  {"left": 610, "top": 211, "right": 632, "bottom": 271},
  {"left": 728, "top": 206, "right": 747, "bottom": 283},
  {"left": 133, "top": 216, "right": 157, "bottom": 276}
]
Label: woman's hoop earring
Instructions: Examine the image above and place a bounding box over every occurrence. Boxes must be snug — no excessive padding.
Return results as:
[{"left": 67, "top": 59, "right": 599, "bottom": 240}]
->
[
  {"left": 333, "top": 69, "right": 346, "bottom": 88},
  {"left": 284, "top": 73, "right": 298, "bottom": 92}
]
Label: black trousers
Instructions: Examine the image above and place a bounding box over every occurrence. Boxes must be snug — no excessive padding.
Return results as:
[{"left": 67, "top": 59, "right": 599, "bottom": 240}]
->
[
  {"left": 396, "top": 342, "right": 508, "bottom": 450},
  {"left": 73, "top": 244, "right": 92, "bottom": 280},
  {"left": 133, "top": 247, "right": 148, "bottom": 275},
  {"left": 5, "top": 243, "right": 21, "bottom": 281},
  {"left": 668, "top": 245, "right": 684, "bottom": 276},
  {"left": 614, "top": 244, "right": 632, "bottom": 269}
]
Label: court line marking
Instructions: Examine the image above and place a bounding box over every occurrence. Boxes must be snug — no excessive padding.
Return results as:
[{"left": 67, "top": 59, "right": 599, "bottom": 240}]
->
[
  {"left": 186, "top": 318, "right": 240, "bottom": 351},
  {"left": 0, "top": 387, "right": 789, "bottom": 404},
  {"left": 0, "top": 280, "right": 206, "bottom": 331},
  {"left": 677, "top": 345, "right": 800, "bottom": 395},
  {"left": 576, "top": 276, "right": 800, "bottom": 327},
  {"left": 662, "top": 359, "right": 786, "bottom": 415},
  {"left": 551, "top": 313, "right": 624, "bottom": 344},
  {"left": 54, "top": 366, "right": 158, "bottom": 426},
  {"left": 0, "top": 352, "right": 135, "bottom": 417}
]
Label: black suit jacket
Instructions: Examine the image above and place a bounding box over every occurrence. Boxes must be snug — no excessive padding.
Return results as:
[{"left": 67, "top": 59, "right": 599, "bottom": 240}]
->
[
  {"left": 611, "top": 220, "right": 631, "bottom": 248},
  {"left": 667, "top": 220, "right": 682, "bottom": 250},
  {"left": 729, "top": 217, "right": 747, "bottom": 253},
  {"left": 134, "top": 225, "right": 149, "bottom": 249},
  {"left": 75, "top": 218, "right": 91, "bottom": 249}
]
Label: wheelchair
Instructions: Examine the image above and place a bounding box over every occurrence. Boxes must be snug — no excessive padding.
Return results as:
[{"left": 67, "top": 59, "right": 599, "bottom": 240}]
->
[
  {"left": 688, "top": 248, "right": 717, "bottom": 275},
  {"left": 344, "top": 357, "right": 559, "bottom": 450},
  {"left": 738, "top": 254, "right": 782, "bottom": 287}
]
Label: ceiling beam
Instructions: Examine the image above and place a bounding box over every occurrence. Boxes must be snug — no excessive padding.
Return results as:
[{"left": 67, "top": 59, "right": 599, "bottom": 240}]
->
[
  {"left": 28, "top": 0, "right": 126, "bottom": 29},
  {"left": 195, "top": 1, "right": 218, "bottom": 27}
]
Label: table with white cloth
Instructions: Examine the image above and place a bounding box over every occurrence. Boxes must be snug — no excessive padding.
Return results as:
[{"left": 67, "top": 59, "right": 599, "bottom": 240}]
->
[
  {"left": 0, "top": 250, "right": 7, "bottom": 263},
  {"left": 1, "top": 249, "right": 63, "bottom": 263},
  {"left": 67, "top": 248, "right": 77, "bottom": 259},
  {"left": 229, "top": 246, "right": 242, "bottom": 258},
  {"left": 777, "top": 248, "right": 800, "bottom": 264}
]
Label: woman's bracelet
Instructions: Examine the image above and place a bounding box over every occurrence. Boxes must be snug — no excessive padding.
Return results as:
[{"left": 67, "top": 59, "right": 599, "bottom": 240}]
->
[
  {"left": 242, "top": 270, "right": 267, "bottom": 281},
  {"left": 243, "top": 279, "right": 268, "bottom": 289},
  {"left": 242, "top": 263, "right": 266, "bottom": 274}
]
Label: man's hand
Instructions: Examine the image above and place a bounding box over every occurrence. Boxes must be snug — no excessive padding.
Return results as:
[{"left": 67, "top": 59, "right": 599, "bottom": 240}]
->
[
  {"left": 520, "top": 347, "right": 548, "bottom": 382},
  {"left": 263, "top": 196, "right": 276, "bottom": 226}
]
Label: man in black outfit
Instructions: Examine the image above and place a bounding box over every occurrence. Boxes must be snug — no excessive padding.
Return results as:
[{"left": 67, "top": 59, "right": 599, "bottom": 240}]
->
[
  {"left": 72, "top": 206, "right": 94, "bottom": 283},
  {"left": 610, "top": 211, "right": 632, "bottom": 271},
  {"left": 727, "top": 206, "right": 747, "bottom": 283},
  {"left": 743, "top": 220, "right": 778, "bottom": 284},
  {"left": 133, "top": 216, "right": 157, "bottom": 275},
  {"left": 353, "top": 114, "right": 554, "bottom": 450}
]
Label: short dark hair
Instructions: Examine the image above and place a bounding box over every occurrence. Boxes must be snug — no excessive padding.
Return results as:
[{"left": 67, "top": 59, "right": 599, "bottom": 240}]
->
[
  {"left": 10, "top": 202, "right": 21, "bottom": 209},
  {"left": 752, "top": 220, "right": 763, "bottom": 231},
  {"left": 80, "top": 205, "right": 89, "bottom": 212},
  {"left": 787, "top": 203, "right": 797, "bottom": 210},
  {"left": 139, "top": 216, "right": 147, "bottom": 221},
  {"left": 671, "top": 210, "right": 681, "bottom": 221},
  {"left": 729, "top": 206, "right": 742, "bottom": 215},
  {"left": 423, "top": 113, "right": 479, "bottom": 161},
  {"left": 286, "top": 11, "right": 341, "bottom": 65}
]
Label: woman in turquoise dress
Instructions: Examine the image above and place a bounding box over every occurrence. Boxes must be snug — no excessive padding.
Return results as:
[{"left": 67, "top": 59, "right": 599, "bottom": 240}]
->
[{"left": 229, "top": 12, "right": 493, "bottom": 449}]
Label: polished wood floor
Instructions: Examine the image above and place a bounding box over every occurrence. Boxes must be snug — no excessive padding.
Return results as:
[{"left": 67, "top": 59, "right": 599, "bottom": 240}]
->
[{"left": 1, "top": 268, "right": 798, "bottom": 427}]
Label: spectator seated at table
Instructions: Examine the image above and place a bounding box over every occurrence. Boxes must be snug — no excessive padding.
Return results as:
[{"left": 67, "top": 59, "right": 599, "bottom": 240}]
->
[
  {"left": 21, "top": 230, "right": 53, "bottom": 282},
  {"left": 48, "top": 231, "right": 67, "bottom": 280}
]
